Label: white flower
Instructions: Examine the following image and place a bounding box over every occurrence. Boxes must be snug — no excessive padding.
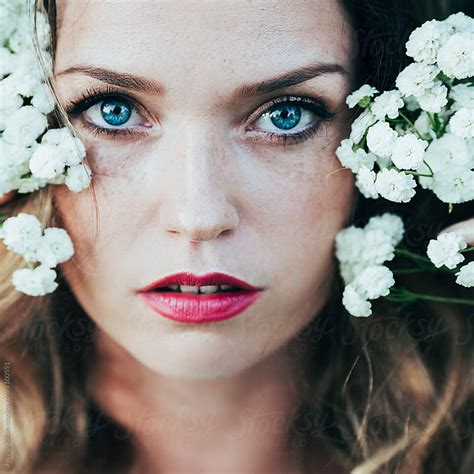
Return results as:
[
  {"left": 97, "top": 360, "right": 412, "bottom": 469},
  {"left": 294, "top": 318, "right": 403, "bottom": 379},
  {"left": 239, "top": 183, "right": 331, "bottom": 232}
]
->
[
  {"left": 65, "top": 162, "right": 92, "bottom": 192},
  {"left": 29, "top": 143, "right": 67, "bottom": 180},
  {"left": 437, "top": 32, "right": 474, "bottom": 79},
  {"left": 414, "top": 112, "right": 436, "bottom": 139},
  {"left": 449, "top": 108, "right": 474, "bottom": 138},
  {"left": 336, "top": 139, "right": 376, "bottom": 173},
  {"left": 0, "top": 212, "right": 43, "bottom": 261},
  {"left": 0, "top": 47, "right": 18, "bottom": 77},
  {"left": 455, "top": 261, "right": 474, "bottom": 288},
  {"left": 360, "top": 229, "right": 396, "bottom": 265},
  {"left": 34, "top": 11, "right": 51, "bottom": 51},
  {"left": 404, "top": 95, "right": 420, "bottom": 112},
  {"left": 391, "top": 133, "right": 428, "bottom": 170},
  {"left": 365, "top": 213, "right": 405, "bottom": 247},
  {"left": 0, "top": 82, "right": 23, "bottom": 130},
  {"left": 342, "top": 285, "right": 372, "bottom": 317},
  {"left": 375, "top": 154, "right": 392, "bottom": 170},
  {"left": 2, "top": 105, "right": 48, "bottom": 147},
  {"left": 449, "top": 84, "right": 474, "bottom": 111},
  {"left": 416, "top": 81, "right": 448, "bottom": 113},
  {"left": 339, "top": 261, "right": 367, "bottom": 285},
  {"left": 445, "top": 12, "right": 474, "bottom": 34},
  {"left": 366, "top": 121, "right": 397, "bottom": 158},
  {"left": 35, "top": 227, "right": 74, "bottom": 267},
  {"left": 335, "top": 227, "right": 365, "bottom": 264},
  {"left": 31, "top": 82, "right": 55, "bottom": 114},
  {"left": 405, "top": 19, "right": 450, "bottom": 64},
  {"left": 11, "top": 264, "right": 58, "bottom": 296},
  {"left": 346, "top": 84, "right": 378, "bottom": 108},
  {"left": 370, "top": 90, "right": 404, "bottom": 120},
  {"left": 349, "top": 110, "right": 377, "bottom": 144},
  {"left": 16, "top": 175, "right": 48, "bottom": 194},
  {"left": 352, "top": 265, "right": 395, "bottom": 299},
  {"left": 1, "top": 52, "right": 45, "bottom": 97},
  {"left": 0, "top": 2, "right": 19, "bottom": 44},
  {"left": 41, "top": 127, "right": 86, "bottom": 166},
  {"left": 431, "top": 166, "right": 474, "bottom": 204},
  {"left": 336, "top": 224, "right": 396, "bottom": 268},
  {"left": 427, "top": 232, "right": 467, "bottom": 269},
  {"left": 395, "top": 63, "right": 439, "bottom": 98},
  {"left": 417, "top": 134, "right": 471, "bottom": 180},
  {"left": 355, "top": 166, "right": 379, "bottom": 199},
  {"left": 0, "top": 140, "right": 31, "bottom": 180},
  {"left": 374, "top": 168, "right": 417, "bottom": 203}
]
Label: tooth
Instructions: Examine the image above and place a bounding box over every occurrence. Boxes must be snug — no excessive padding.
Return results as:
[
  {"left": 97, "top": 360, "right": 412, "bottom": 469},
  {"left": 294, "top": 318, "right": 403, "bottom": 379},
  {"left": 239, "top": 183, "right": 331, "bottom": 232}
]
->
[
  {"left": 220, "top": 285, "right": 234, "bottom": 290},
  {"left": 180, "top": 285, "right": 199, "bottom": 294},
  {"left": 169, "top": 285, "right": 179, "bottom": 290},
  {"left": 199, "top": 285, "right": 219, "bottom": 294}
]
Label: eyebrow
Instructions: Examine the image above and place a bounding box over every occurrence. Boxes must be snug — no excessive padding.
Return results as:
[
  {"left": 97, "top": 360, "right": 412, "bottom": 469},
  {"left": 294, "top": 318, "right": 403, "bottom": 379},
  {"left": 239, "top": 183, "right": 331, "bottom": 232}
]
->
[{"left": 56, "top": 62, "right": 349, "bottom": 98}]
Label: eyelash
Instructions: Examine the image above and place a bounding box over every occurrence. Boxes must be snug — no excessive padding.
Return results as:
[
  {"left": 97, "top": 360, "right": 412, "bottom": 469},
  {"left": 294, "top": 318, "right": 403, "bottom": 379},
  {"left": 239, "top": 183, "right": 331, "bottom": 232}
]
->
[{"left": 64, "top": 85, "right": 336, "bottom": 146}]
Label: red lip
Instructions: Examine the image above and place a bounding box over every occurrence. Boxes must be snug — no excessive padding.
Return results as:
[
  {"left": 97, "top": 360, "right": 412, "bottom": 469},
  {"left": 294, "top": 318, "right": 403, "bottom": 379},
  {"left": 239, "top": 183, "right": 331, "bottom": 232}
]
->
[
  {"left": 137, "top": 272, "right": 262, "bottom": 292},
  {"left": 137, "top": 272, "right": 263, "bottom": 324}
]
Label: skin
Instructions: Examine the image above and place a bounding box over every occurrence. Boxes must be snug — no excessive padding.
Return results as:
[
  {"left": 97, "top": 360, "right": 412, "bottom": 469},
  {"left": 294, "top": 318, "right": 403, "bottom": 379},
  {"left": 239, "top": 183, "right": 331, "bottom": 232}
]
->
[
  {"left": 0, "top": 2, "right": 472, "bottom": 470},
  {"left": 49, "top": 0, "right": 357, "bottom": 472}
]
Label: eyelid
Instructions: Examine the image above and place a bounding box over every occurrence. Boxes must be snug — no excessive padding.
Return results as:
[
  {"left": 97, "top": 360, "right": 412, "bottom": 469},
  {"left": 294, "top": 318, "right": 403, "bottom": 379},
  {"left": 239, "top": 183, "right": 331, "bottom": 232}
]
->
[
  {"left": 65, "top": 86, "right": 335, "bottom": 146},
  {"left": 65, "top": 85, "right": 153, "bottom": 124},
  {"left": 244, "top": 95, "right": 333, "bottom": 129}
]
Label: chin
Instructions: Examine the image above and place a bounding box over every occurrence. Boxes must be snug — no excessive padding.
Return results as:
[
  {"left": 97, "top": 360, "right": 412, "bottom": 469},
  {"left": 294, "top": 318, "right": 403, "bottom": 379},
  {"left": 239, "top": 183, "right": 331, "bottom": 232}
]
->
[{"left": 129, "top": 332, "right": 269, "bottom": 381}]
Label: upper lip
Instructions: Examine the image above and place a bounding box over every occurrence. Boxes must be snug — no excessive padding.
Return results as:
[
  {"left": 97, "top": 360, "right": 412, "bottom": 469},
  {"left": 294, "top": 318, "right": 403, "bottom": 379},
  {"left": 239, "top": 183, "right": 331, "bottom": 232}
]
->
[{"left": 138, "top": 272, "right": 262, "bottom": 292}]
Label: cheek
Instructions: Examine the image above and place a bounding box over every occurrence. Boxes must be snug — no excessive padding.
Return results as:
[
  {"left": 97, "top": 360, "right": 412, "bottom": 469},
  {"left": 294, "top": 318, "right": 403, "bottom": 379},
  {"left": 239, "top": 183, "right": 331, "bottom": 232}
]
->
[
  {"left": 51, "top": 184, "right": 100, "bottom": 287},
  {"left": 252, "top": 145, "right": 354, "bottom": 298}
]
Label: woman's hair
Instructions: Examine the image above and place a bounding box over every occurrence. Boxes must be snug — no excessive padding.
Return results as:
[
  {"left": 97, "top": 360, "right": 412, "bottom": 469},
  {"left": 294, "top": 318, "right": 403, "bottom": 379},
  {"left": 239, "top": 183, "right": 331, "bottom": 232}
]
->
[{"left": 1, "top": 1, "right": 473, "bottom": 473}]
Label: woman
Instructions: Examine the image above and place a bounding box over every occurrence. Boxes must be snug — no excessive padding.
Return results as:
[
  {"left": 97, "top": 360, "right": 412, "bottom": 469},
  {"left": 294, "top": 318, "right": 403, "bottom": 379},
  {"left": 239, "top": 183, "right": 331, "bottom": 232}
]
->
[{"left": 0, "top": 0, "right": 473, "bottom": 473}]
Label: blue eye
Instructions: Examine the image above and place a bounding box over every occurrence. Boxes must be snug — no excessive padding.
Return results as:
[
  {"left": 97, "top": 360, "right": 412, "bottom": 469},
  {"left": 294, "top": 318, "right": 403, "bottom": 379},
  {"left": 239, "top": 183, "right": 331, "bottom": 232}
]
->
[
  {"left": 66, "top": 87, "right": 335, "bottom": 146},
  {"left": 100, "top": 99, "right": 132, "bottom": 126},
  {"left": 265, "top": 103, "right": 302, "bottom": 130},
  {"left": 251, "top": 97, "right": 335, "bottom": 145}
]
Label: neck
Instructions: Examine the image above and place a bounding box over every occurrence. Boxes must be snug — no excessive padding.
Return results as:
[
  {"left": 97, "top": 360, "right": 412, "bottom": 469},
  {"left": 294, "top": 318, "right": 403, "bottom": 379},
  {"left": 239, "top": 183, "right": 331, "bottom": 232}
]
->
[{"left": 86, "top": 328, "right": 311, "bottom": 473}]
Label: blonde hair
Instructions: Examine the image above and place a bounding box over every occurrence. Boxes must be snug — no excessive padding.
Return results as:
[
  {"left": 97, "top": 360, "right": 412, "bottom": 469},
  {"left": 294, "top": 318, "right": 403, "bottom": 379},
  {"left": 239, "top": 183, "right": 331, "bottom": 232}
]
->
[{"left": 1, "top": 1, "right": 473, "bottom": 473}]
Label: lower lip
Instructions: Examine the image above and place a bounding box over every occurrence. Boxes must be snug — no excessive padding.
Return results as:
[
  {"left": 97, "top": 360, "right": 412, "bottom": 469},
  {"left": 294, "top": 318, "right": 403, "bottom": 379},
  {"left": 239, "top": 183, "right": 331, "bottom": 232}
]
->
[{"left": 138, "top": 290, "right": 262, "bottom": 324}]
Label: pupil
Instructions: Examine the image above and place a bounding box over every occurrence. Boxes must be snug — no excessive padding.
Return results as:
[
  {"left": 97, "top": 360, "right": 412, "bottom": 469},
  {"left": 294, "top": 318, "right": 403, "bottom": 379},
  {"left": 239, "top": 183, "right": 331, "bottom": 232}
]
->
[
  {"left": 269, "top": 104, "right": 301, "bottom": 130},
  {"left": 101, "top": 99, "right": 132, "bottom": 126}
]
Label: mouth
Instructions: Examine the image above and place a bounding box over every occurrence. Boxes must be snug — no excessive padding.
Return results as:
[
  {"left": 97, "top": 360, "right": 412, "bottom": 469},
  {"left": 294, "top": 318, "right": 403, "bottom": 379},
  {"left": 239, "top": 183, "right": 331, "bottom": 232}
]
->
[
  {"left": 138, "top": 272, "right": 264, "bottom": 324},
  {"left": 138, "top": 272, "right": 262, "bottom": 293},
  {"left": 151, "top": 284, "right": 242, "bottom": 294}
]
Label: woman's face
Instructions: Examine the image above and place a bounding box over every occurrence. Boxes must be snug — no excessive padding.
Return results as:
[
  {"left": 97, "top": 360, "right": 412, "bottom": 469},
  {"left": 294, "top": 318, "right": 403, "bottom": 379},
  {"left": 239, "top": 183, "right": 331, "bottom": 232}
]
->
[{"left": 53, "top": 0, "right": 355, "bottom": 379}]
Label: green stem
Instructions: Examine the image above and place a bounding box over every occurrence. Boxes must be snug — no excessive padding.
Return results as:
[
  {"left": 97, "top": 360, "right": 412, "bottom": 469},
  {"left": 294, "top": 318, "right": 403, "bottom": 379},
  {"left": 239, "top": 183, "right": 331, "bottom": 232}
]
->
[
  {"left": 427, "top": 112, "right": 437, "bottom": 129},
  {"left": 421, "top": 159, "right": 434, "bottom": 177},
  {"left": 404, "top": 170, "right": 433, "bottom": 178},
  {"left": 461, "top": 246, "right": 474, "bottom": 253},
  {"left": 387, "top": 288, "right": 474, "bottom": 306},
  {"left": 398, "top": 111, "right": 423, "bottom": 139},
  {"left": 394, "top": 248, "right": 432, "bottom": 264},
  {"left": 400, "top": 290, "right": 474, "bottom": 306}
]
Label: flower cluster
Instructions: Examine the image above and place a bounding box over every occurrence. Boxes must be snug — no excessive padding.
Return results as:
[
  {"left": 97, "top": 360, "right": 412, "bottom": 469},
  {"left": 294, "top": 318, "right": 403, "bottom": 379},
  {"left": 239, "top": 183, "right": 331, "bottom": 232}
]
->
[
  {"left": 336, "top": 12, "right": 474, "bottom": 206},
  {"left": 0, "top": 0, "right": 91, "bottom": 195},
  {"left": 336, "top": 214, "right": 474, "bottom": 317},
  {"left": 0, "top": 0, "right": 90, "bottom": 296},
  {"left": 335, "top": 214, "right": 401, "bottom": 317},
  {"left": 426, "top": 231, "right": 474, "bottom": 287},
  {"left": 0, "top": 212, "right": 73, "bottom": 295}
]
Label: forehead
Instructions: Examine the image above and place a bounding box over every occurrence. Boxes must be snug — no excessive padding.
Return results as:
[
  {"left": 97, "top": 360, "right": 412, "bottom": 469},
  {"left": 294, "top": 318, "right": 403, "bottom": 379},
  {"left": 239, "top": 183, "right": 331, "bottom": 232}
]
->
[{"left": 55, "top": 0, "right": 354, "bottom": 93}]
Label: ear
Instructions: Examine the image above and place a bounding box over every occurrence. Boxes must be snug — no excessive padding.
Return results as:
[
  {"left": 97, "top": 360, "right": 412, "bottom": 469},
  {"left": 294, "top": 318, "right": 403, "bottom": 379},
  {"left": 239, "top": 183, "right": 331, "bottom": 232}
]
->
[{"left": 0, "top": 191, "right": 16, "bottom": 206}]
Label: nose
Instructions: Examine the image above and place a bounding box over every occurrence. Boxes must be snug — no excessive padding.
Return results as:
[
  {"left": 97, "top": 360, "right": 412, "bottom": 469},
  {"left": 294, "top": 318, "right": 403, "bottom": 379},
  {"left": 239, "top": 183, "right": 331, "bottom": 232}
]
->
[{"left": 160, "top": 124, "right": 240, "bottom": 243}]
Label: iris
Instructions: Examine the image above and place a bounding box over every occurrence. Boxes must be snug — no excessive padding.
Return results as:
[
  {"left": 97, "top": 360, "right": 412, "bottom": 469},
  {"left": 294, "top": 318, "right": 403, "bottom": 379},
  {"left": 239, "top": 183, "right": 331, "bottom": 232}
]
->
[
  {"left": 267, "top": 103, "right": 301, "bottom": 130},
  {"left": 100, "top": 99, "right": 132, "bottom": 126}
]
